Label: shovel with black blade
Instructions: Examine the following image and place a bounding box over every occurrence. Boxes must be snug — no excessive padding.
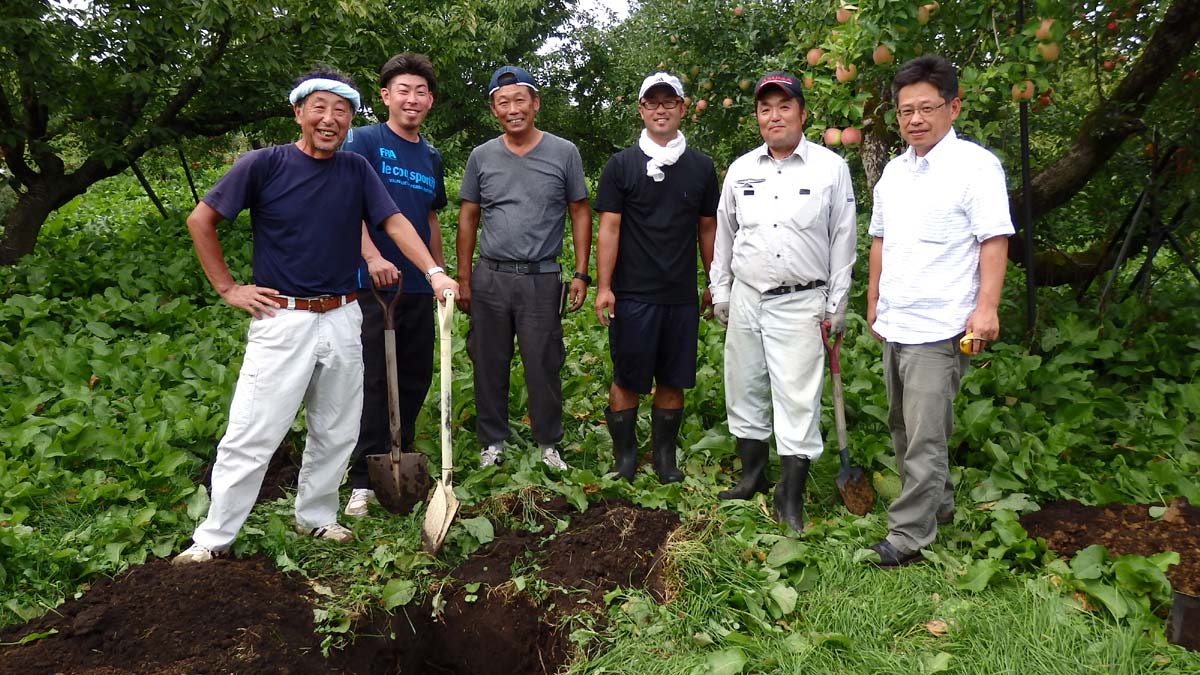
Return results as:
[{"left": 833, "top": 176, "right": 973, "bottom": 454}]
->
[
  {"left": 821, "top": 324, "right": 875, "bottom": 516},
  {"left": 365, "top": 281, "right": 431, "bottom": 514}
]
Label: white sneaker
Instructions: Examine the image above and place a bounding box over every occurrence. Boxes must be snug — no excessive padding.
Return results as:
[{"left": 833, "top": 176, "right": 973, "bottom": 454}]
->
[
  {"left": 172, "top": 543, "right": 218, "bottom": 565},
  {"left": 541, "top": 446, "right": 568, "bottom": 471},
  {"left": 480, "top": 443, "right": 504, "bottom": 467},
  {"left": 296, "top": 522, "right": 354, "bottom": 543},
  {"left": 344, "top": 488, "right": 375, "bottom": 517}
]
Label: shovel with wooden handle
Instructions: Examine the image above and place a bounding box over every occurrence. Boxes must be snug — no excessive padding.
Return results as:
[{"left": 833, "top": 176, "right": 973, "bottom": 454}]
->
[
  {"left": 365, "top": 282, "right": 431, "bottom": 514},
  {"left": 421, "top": 289, "right": 459, "bottom": 554},
  {"left": 822, "top": 324, "right": 875, "bottom": 516}
]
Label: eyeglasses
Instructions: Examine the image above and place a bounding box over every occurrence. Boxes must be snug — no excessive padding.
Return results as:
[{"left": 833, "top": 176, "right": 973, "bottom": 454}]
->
[
  {"left": 639, "top": 99, "right": 682, "bottom": 110},
  {"left": 897, "top": 102, "right": 948, "bottom": 120}
]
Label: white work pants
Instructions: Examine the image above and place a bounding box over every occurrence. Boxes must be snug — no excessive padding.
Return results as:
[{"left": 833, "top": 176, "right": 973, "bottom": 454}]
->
[
  {"left": 192, "top": 303, "right": 364, "bottom": 551},
  {"left": 724, "top": 279, "right": 825, "bottom": 458}
]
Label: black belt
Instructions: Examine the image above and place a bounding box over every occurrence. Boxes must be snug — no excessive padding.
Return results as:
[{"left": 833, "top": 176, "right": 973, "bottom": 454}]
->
[
  {"left": 764, "top": 280, "right": 825, "bottom": 296},
  {"left": 482, "top": 258, "right": 561, "bottom": 274}
]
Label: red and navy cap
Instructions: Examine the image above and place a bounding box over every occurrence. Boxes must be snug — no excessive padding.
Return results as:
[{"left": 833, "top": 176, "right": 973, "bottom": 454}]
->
[{"left": 754, "top": 72, "right": 805, "bottom": 103}]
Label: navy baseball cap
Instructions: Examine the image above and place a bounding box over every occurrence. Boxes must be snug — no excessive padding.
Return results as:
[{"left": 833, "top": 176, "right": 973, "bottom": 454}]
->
[
  {"left": 488, "top": 66, "right": 538, "bottom": 96},
  {"left": 755, "top": 71, "right": 805, "bottom": 103}
]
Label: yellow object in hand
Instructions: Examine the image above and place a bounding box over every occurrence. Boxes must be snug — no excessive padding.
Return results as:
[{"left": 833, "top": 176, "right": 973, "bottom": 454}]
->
[{"left": 959, "top": 333, "right": 977, "bottom": 354}]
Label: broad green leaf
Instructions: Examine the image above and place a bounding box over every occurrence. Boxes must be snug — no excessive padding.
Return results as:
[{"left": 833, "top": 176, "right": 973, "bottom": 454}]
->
[
  {"left": 767, "top": 582, "right": 798, "bottom": 616},
  {"left": 460, "top": 516, "right": 494, "bottom": 544},
  {"left": 185, "top": 486, "right": 209, "bottom": 521},
  {"left": 765, "top": 539, "right": 808, "bottom": 568},
  {"left": 704, "top": 648, "right": 747, "bottom": 675},
  {"left": 1082, "top": 580, "right": 1128, "bottom": 619},
  {"left": 955, "top": 559, "right": 1000, "bottom": 592},
  {"left": 1071, "top": 545, "right": 1108, "bottom": 580},
  {"left": 382, "top": 578, "right": 416, "bottom": 610},
  {"left": 921, "top": 651, "right": 953, "bottom": 673}
]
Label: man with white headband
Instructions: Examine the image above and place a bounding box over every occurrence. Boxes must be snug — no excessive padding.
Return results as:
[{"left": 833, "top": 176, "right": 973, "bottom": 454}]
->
[
  {"left": 174, "top": 65, "right": 458, "bottom": 564},
  {"left": 593, "top": 72, "right": 718, "bottom": 483},
  {"left": 456, "top": 65, "right": 592, "bottom": 471}
]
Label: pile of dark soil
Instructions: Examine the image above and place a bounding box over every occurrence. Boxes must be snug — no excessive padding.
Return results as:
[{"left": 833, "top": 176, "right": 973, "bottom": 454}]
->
[
  {"left": 0, "top": 498, "right": 681, "bottom": 675},
  {"left": 1021, "top": 498, "right": 1200, "bottom": 595},
  {"left": 0, "top": 557, "right": 331, "bottom": 675}
]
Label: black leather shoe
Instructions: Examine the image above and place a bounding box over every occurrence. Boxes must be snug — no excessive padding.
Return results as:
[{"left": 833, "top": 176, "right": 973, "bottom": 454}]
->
[
  {"left": 868, "top": 540, "right": 922, "bottom": 567},
  {"left": 605, "top": 407, "right": 638, "bottom": 481},
  {"left": 718, "top": 438, "right": 769, "bottom": 500}
]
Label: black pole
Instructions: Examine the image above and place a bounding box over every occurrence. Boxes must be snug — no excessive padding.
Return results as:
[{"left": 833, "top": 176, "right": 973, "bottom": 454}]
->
[
  {"left": 1018, "top": 0, "right": 1036, "bottom": 333},
  {"left": 177, "top": 145, "right": 199, "bottom": 204},
  {"left": 129, "top": 161, "right": 168, "bottom": 219}
]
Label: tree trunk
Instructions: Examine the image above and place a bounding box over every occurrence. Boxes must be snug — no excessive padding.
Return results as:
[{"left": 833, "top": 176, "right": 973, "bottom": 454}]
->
[{"left": 0, "top": 166, "right": 112, "bottom": 265}]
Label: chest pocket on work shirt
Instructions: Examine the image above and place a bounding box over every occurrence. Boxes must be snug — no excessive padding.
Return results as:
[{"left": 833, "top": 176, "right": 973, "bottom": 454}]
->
[{"left": 735, "top": 179, "right": 828, "bottom": 233}]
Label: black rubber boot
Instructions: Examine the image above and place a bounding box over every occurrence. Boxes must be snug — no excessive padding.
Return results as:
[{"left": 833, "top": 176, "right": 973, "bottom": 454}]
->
[
  {"left": 605, "top": 406, "right": 639, "bottom": 481},
  {"left": 718, "top": 438, "right": 770, "bottom": 500},
  {"left": 772, "top": 455, "right": 810, "bottom": 533},
  {"left": 650, "top": 407, "right": 684, "bottom": 483}
]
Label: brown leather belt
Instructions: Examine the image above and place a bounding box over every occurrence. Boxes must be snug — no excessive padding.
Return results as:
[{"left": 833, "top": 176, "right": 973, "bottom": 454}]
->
[{"left": 267, "top": 292, "right": 357, "bottom": 313}]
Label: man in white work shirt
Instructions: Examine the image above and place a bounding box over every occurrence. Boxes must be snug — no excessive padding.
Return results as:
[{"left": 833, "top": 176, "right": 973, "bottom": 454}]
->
[
  {"left": 866, "top": 55, "right": 1014, "bottom": 567},
  {"left": 710, "top": 72, "right": 856, "bottom": 533}
]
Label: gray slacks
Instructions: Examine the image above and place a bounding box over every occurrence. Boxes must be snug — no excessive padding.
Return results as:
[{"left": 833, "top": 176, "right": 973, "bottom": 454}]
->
[
  {"left": 466, "top": 262, "right": 565, "bottom": 447},
  {"left": 882, "top": 337, "right": 969, "bottom": 553}
]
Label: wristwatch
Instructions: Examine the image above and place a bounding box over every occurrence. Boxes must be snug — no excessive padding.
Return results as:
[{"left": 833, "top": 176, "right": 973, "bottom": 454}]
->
[
  {"left": 424, "top": 266, "right": 445, "bottom": 282},
  {"left": 573, "top": 271, "right": 592, "bottom": 285}
]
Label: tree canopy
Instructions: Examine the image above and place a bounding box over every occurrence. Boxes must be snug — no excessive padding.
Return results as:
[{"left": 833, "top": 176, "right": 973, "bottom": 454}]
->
[{"left": 3, "top": 0, "right": 1198, "bottom": 286}]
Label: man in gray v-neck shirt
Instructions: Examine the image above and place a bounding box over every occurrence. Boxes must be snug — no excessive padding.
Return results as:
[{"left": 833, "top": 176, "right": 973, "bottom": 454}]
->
[{"left": 456, "top": 65, "right": 592, "bottom": 471}]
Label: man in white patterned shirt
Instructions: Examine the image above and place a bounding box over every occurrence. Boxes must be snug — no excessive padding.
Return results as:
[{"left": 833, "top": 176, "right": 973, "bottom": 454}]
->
[
  {"left": 866, "top": 55, "right": 1014, "bottom": 566},
  {"left": 710, "top": 72, "right": 857, "bottom": 533}
]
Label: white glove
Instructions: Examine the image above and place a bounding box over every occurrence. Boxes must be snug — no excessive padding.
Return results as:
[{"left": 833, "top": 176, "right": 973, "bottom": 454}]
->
[
  {"left": 825, "top": 303, "right": 847, "bottom": 335},
  {"left": 714, "top": 302, "right": 729, "bottom": 326}
]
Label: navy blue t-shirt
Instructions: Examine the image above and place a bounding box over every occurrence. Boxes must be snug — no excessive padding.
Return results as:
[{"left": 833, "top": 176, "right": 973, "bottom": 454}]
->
[
  {"left": 202, "top": 143, "right": 400, "bottom": 297},
  {"left": 341, "top": 124, "right": 447, "bottom": 294}
]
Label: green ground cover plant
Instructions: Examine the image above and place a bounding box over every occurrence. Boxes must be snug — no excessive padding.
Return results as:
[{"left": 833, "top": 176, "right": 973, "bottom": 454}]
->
[{"left": 2, "top": 170, "right": 1198, "bottom": 672}]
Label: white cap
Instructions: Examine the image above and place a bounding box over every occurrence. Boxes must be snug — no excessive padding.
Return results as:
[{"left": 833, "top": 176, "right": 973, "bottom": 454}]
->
[{"left": 638, "top": 72, "right": 685, "bottom": 99}]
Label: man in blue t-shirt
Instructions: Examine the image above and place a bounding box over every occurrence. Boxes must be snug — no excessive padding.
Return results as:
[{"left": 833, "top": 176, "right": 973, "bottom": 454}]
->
[
  {"left": 173, "top": 66, "right": 458, "bottom": 565},
  {"left": 340, "top": 53, "right": 448, "bottom": 517}
]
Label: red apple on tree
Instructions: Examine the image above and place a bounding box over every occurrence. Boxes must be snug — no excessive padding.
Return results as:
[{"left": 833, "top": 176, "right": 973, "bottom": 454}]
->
[
  {"left": 1037, "top": 42, "right": 1060, "bottom": 61},
  {"left": 722, "top": 97, "right": 733, "bottom": 108},
  {"left": 695, "top": 99, "right": 708, "bottom": 112},
  {"left": 841, "top": 127, "right": 862, "bottom": 146},
  {"left": 823, "top": 127, "right": 842, "bottom": 146},
  {"left": 803, "top": 76, "right": 815, "bottom": 89},
  {"left": 872, "top": 44, "right": 894, "bottom": 65},
  {"left": 835, "top": 62, "right": 858, "bottom": 83},
  {"left": 1035, "top": 18, "right": 1055, "bottom": 41},
  {"left": 1102, "top": 60, "right": 1115, "bottom": 71},
  {"left": 1010, "top": 80, "right": 1034, "bottom": 102},
  {"left": 807, "top": 48, "right": 825, "bottom": 67},
  {"left": 917, "top": 5, "right": 931, "bottom": 24},
  {"left": 733, "top": 5, "right": 744, "bottom": 17},
  {"left": 836, "top": 7, "right": 853, "bottom": 23}
]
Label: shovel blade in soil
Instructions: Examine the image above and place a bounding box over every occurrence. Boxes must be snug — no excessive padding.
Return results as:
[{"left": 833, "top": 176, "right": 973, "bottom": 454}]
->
[
  {"left": 421, "top": 482, "right": 459, "bottom": 554},
  {"left": 366, "top": 452, "right": 431, "bottom": 515},
  {"left": 836, "top": 466, "right": 875, "bottom": 516}
]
